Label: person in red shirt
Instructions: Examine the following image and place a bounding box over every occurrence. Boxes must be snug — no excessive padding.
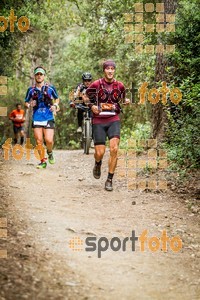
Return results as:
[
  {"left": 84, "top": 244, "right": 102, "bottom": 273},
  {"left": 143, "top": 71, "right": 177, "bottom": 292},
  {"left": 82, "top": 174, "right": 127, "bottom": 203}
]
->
[
  {"left": 9, "top": 103, "right": 25, "bottom": 145},
  {"left": 86, "top": 59, "right": 128, "bottom": 191}
]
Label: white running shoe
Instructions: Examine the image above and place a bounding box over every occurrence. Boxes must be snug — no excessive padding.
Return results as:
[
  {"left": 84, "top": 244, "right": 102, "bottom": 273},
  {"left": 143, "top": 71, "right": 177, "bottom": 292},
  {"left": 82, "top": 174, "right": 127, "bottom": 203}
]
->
[
  {"left": 77, "top": 126, "right": 82, "bottom": 133},
  {"left": 90, "top": 140, "right": 94, "bottom": 148}
]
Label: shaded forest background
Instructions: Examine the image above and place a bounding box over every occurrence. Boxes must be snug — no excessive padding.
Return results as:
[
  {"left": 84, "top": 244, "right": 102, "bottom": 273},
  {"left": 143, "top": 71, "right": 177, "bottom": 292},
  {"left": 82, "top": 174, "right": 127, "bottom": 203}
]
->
[{"left": 0, "top": 0, "right": 199, "bottom": 173}]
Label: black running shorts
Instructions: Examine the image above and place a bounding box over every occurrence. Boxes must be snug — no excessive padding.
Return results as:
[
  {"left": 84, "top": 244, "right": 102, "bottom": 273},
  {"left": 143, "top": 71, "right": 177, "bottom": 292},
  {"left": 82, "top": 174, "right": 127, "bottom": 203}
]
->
[
  {"left": 92, "top": 121, "right": 120, "bottom": 145},
  {"left": 32, "top": 120, "right": 55, "bottom": 129},
  {"left": 13, "top": 126, "right": 24, "bottom": 134}
]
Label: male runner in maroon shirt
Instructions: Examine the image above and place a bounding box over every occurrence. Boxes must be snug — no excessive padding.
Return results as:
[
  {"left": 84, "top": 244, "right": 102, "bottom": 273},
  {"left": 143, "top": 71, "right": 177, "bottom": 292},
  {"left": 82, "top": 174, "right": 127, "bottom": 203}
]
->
[{"left": 86, "top": 60, "right": 126, "bottom": 191}]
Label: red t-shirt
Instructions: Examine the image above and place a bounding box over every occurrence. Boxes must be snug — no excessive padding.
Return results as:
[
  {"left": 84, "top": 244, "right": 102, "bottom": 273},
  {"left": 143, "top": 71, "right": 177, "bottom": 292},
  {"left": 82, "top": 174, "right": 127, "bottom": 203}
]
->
[
  {"left": 9, "top": 109, "right": 25, "bottom": 127},
  {"left": 86, "top": 78, "right": 125, "bottom": 124}
]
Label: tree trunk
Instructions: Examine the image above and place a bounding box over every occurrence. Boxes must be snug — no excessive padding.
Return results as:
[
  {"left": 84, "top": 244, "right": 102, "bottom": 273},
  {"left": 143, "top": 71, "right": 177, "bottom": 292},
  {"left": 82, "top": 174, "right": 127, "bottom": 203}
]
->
[
  {"left": 48, "top": 39, "right": 53, "bottom": 82},
  {"left": 24, "top": 54, "right": 36, "bottom": 140},
  {"left": 152, "top": 0, "right": 177, "bottom": 141}
]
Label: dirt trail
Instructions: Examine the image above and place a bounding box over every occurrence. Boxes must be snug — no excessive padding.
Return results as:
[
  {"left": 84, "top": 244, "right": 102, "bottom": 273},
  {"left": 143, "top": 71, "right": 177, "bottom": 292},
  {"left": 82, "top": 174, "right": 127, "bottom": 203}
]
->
[{"left": 0, "top": 150, "right": 199, "bottom": 300}]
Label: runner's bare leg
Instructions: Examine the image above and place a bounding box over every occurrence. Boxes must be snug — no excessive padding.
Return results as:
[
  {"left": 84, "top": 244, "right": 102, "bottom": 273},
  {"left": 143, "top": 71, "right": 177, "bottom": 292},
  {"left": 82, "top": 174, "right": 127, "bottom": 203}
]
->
[
  {"left": 94, "top": 145, "right": 106, "bottom": 162},
  {"left": 44, "top": 128, "right": 54, "bottom": 153},
  {"left": 34, "top": 128, "right": 45, "bottom": 160},
  {"left": 108, "top": 137, "right": 120, "bottom": 173}
]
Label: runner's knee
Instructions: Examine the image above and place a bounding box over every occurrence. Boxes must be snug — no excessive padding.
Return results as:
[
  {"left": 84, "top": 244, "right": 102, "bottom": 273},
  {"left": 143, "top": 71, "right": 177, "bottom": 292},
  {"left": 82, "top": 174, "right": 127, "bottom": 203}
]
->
[
  {"left": 45, "top": 138, "right": 53, "bottom": 145},
  {"left": 36, "top": 139, "right": 43, "bottom": 145},
  {"left": 110, "top": 144, "right": 118, "bottom": 156},
  {"left": 95, "top": 148, "right": 105, "bottom": 158}
]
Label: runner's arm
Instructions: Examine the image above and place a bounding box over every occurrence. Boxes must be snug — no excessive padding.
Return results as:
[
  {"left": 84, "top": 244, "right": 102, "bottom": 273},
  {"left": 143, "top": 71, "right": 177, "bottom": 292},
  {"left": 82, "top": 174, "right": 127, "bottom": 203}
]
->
[
  {"left": 50, "top": 86, "right": 60, "bottom": 112},
  {"left": 86, "top": 82, "right": 100, "bottom": 114},
  {"left": 24, "top": 88, "right": 35, "bottom": 108},
  {"left": 74, "top": 85, "right": 80, "bottom": 101},
  {"left": 51, "top": 98, "right": 60, "bottom": 112}
]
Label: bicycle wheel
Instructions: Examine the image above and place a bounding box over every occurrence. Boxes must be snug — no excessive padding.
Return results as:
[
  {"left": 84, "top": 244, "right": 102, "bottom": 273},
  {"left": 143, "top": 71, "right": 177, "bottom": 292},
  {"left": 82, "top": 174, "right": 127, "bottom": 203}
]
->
[{"left": 83, "top": 120, "right": 91, "bottom": 154}]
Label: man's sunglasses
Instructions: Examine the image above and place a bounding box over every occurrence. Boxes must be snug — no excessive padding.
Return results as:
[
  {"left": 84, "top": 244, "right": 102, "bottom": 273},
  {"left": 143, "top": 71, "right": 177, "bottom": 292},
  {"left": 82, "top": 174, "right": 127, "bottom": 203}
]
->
[
  {"left": 84, "top": 79, "right": 92, "bottom": 82},
  {"left": 35, "top": 73, "right": 44, "bottom": 76}
]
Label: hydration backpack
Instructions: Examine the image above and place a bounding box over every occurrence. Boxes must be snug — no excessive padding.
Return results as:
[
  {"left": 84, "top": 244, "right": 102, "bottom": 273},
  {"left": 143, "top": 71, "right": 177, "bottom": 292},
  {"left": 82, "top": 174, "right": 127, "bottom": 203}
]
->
[
  {"left": 32, "top": 83, "right": 52, "bottom": 107},
  {"left": 98, "top": 79, "right": 121, "bottom": 103},
  {"left": 98, "top": 79, "right": 123, "bottom": 113}
]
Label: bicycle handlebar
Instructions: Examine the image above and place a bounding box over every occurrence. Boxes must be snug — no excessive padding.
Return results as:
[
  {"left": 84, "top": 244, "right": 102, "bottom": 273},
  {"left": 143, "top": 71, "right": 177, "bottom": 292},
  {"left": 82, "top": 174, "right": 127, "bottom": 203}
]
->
[{"left": 75, "top": 103, "right": 91, "bottom": 111}]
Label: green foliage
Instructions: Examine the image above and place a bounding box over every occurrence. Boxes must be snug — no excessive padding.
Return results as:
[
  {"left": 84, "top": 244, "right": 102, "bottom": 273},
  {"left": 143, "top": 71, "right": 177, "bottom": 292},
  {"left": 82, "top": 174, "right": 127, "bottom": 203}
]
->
[
  {"left": 0, "top": 0, "right": 199, "bottom": 174},
  {"left": 170, "top": 0, "right": 200, "bottom": 82},
  {"left": 166, "top": 81, "right": 200, "bottom": 169},
  {"left": 164, "top": 0, "right": 200, "bottom": 170},
  {"left": 120, "top": 122, "right": 151, "bottom": 149}
]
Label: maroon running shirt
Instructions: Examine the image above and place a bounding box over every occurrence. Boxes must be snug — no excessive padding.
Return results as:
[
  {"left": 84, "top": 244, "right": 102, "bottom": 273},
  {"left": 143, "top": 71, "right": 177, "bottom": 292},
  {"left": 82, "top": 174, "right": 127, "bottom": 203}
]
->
[{"left": 86, "top": 78, "right": 125, "bottom": 124}]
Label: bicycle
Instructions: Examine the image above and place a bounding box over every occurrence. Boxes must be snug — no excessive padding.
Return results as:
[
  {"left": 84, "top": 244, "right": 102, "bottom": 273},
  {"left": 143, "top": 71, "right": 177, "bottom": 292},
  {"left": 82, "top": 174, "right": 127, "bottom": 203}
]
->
[{"left": 75, "top": 104, "right": 92, "bottom": 155}]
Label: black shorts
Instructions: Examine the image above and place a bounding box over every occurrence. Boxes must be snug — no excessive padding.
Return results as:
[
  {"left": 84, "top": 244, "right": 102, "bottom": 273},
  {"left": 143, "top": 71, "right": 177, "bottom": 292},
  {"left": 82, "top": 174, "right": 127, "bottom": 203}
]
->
[
  {"left": 93, "top": 121, "right": 120, "bottom": 145},
  {"left": 32, "top": 120, "right": 55, "bottom": 129},
  {"left": 13, "top": 125, "right": 24, "bottom": 134}
]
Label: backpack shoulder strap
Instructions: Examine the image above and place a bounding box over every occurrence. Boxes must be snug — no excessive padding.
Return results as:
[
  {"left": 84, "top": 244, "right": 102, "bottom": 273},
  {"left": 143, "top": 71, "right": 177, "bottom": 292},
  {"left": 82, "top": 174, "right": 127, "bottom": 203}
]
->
[
  {"left": 32, "top": 85, "right": 37, "bottom": 96},
  {"left": 113, "top": 79, "right": 119, "bottom": 90},
  {"left": 99, "top": 78, "right": 104, "bottom": 90},
  {"left": 79, "top": 83, "right": 86, "bottom": 92},
  {"left": 44, "top": 82, "right": 49, "bottom": 92}
]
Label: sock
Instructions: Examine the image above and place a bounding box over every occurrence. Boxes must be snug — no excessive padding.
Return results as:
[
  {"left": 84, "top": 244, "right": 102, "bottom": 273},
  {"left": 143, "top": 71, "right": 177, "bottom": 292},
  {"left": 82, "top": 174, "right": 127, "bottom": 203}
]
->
[
  {"left": 108, "top": 172, "right": 114, "bottom": 180},
  {"left": 20, "top": 137, "right": 24, "bottom": 145},
  {"left": 95, "top": 160, "right": 102, "bottom": 166}
]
